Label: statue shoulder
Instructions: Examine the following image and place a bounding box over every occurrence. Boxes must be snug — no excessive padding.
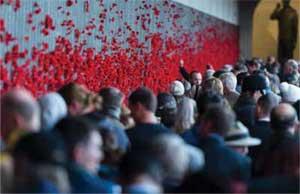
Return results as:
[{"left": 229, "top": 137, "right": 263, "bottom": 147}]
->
[{"left": 289, "top": 6, "right": 298, "bottom": 15}]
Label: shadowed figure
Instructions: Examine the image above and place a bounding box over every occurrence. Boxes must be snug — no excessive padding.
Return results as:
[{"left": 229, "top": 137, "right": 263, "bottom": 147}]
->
[{"left": 270, "top": 0, "right": 298, "bottom": 64}]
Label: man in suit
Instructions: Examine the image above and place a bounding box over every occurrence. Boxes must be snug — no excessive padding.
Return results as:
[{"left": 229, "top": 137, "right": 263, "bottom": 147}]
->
[
  {"left": 249, "top": 93, "right": 280, "bottom": 176},
  {"left": 249, "top": 104, "right": 299, "bottom": 193},
  {"left": 179, "top": 61, "right": 202, "bottom": 100},
  {"left": 199, "top": 105, "right": 251, "bottom": 182},
  {"left": 254, "top": 103, "right": 299, "bottom": 177},
  {"left": 250, "top": 94, "right": 279, "bottom": 152}
]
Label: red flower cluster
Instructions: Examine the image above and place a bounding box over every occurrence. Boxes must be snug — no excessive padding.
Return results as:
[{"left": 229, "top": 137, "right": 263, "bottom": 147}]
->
[
  {"left": 0, "top": 0, "right": 239, "bottom": 97},
  {"left": 41, "top": 15, "right": 55, "bottom": 36}
]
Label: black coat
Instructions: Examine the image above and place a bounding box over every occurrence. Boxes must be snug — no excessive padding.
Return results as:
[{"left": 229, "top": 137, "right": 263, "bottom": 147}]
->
[
  {"left": 254, "top": 131, "right": 298, "bottom": 177},
  {"left": 199, "top": 134, "right": 252, "bottom": 182}
]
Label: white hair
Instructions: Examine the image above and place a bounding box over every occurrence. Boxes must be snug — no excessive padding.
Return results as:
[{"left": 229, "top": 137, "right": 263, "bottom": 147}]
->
[{"left": 219, "top": 72, "right": 237, "bottom": 91}]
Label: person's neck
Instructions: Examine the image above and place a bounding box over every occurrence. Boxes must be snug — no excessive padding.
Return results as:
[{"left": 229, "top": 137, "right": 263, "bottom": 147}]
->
[
  {"left": 224, "top": 87, "right": 234, "bottom": 95},
  {"left": 258, "top": 115, "right": 270, "bottom": 122},
  {"left": 129, "top": 174, "right": 162, "bottom": 193},
  {"left": 137, "top": 112, "right": 157, "bottom": 124}
]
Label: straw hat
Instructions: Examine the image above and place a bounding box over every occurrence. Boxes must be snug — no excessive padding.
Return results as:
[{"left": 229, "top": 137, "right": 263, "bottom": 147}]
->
[{"left": 225, "top": 121, "right": 261, "bottom": 147}]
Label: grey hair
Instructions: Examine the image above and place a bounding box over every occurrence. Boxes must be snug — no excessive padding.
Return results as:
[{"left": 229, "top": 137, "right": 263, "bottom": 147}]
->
[
  {"left": 174, "top": 97, "right": 195, "bottom": 133},
  {"left": 1, "top": 88, "right": 41, "bottom": 132},
  {"left": 39, "top": 92, "right": 68, "bottom": 131},
  {"left": 285, "top": 59, "right": 298, "bottom": 71},
  {"left": 219, "top": 72, "right": 237, "bottom": 91},
  {"left": 150, "top": 133, "right": 189, "bottom": 180}
]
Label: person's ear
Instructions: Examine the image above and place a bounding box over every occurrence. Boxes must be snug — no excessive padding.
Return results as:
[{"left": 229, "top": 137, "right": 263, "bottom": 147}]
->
[
  {"left": 68, "top": 101, "right": 82, "bottom": 115},
  {"left": 135, "top": 102, "right": 144, "bottom": 112},
  {"left": 200, "top": 120, "right": 212, "bottom": 136},
  {"left": 256, "top": 104, "right": 261, "bottom": 116},
  {"left": 73, "top": 144, "right": 85, "bottom": 162},
  {"left": 253, "top": 91, "right": 262, "bottom": 102},
  {"left": 14, "top": 113, "right": 27, "bottom": 130}
]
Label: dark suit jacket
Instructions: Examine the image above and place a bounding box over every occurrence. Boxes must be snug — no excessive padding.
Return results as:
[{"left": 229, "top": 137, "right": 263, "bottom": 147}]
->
[
  {"left": 254, "top": 131, "right": 297, "bottom": 177},
  {"left": 199, "top": 134, "right": 251, "bottom": 182},
  {"left": 249, "top": 120, "right": 272, "bottom": 177},
  {"left": 234, "top": 94, "right": 256, "bottom": 129},
  {"left": 248, "top": 175, "right": 299, "bottom": 193},
  {"left": 179, "top": 66, "right": 190, "bottom": 81},
  {"left": 250, "top": 120, "right": 271, "bottom": 143}
]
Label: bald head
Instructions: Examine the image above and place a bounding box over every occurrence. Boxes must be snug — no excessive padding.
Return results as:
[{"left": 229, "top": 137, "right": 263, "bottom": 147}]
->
[
  {"left": 271, "top": 103, "right": 298, "bottom": 133},
  {"left": 1, "top": 88, "right": 40, "bottom": 140}
]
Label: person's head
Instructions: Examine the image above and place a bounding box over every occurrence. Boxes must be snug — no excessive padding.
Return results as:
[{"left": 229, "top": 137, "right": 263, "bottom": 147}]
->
[
  {"left": 219, "top": 72, "right": 237, "bottom": 93},
  {"left": 58, "top": 83, "right": 91, "bottom": 116},
  {"left": 213, "top": 70, "right": 227, "bottom": 78},
  {"left": 241, "top": 74, "right": 268, "bottom": 102},
  {"left": 170, "top": 80, "right": 185, "bottom": 97},
  {"left": 39, "top": 92, "right": 68, "bottom": 131},
  {"left": 246, "top": 59, "right": 261, "bottom": 74},
  {"left": 1, "top": 88, "right": 41, "bottom": 141},
  {"left": 174, "top": 97, "right": 195, "bottom": 133},
  {"left": 190, "top": 71, "right": 202, "bottom": 86},
  {"left": 225, "top": 121, "right": 261, "bottom": 155},
  {"left": 128, "top": 87, "right": 157, "bottom": 123},
  {"left": 55, "top": 116, "right": 103, "bottom": 174},
  {"left": 12, "top": 132, "right": 69, "bottom": 192},
  {"left": 202, "top": 77, "right": 224, "bottom": 95},
  {"left": 12, "top": 132, "right": 66, "bottom": 174},
  {"left": 202, "top": 104, "right": 236, "bottom": 136},
  {"left": 282, "top": 0, "right": 291, "bottom": 7},
  {"left": 98, "top": 87, "right": 124, "bottom": 118},
  {"left": 119, "top": 150, "right": 163, "bottom": 190},
  {"left": 233, "top": 63, "right": 248, "bottom": 76},
  {"left": 271, "top": 103, "right": 298, "bottom": 134},
  {"left": 267, "top": 56, "right": 276, "bottom": 64},
  {"left": 156, "top": 93, "right": 177, "bottom": 128},
  {"left": 196, "top": 91, "right": 229, "bottom": 118},
  {"left": 279, "top": 82, "right": 300, "bottom": 103},
  {"left": 284, "top": 59, "right": 298, "bottom": 75},
  {"left": 149, "top": 133, "right": 190, "bottom": 182},
  {"left": 256, "top": 93, "right": 280, "bottom": 119},
  {"left": 203, "top": 69, "right": 215, "bottom": 81},
  {"left": 236, "top": 72, "right": 249, "bottom": 87}
]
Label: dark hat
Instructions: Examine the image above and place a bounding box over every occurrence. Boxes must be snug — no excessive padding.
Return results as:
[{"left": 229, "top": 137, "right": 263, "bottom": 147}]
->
[
  {"left": 157, "top": 92, "right": 177, "bottom": 110},
  {"left": 13, "top": 132, "right": 67, "bottom": 166},
  {"left": 242, "top": 74, "right": 268, "bottom": 93}
]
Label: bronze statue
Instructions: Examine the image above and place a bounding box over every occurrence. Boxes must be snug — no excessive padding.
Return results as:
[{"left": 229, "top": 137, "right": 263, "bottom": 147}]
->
[{"left": 270, "top": 0, "right": 298, "bottom": 64}]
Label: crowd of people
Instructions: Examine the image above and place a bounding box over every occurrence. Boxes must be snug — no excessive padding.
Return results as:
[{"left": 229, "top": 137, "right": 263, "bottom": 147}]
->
[{"left": 0, "top": 56, "right": 299, "bottom": 193}]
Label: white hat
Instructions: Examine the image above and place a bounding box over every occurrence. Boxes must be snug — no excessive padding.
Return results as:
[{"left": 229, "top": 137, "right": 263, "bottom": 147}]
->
[
  {"left": 225, "top": 121, "right": 261, "bottom": 147},
  {"left": 279, "top": 82, "right": 300, "bottom": 103},
  {"left": 170, "top": 80, "right": 185, "bottom": 96},
  {"left": 39, "top": 92, "right": 68, "bottom": 131}
]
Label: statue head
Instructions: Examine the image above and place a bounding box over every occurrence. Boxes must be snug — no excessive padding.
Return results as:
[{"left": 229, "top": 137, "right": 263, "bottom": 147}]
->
[{"left": 282, "top": 0, "right": 291, "bottom": 7}]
